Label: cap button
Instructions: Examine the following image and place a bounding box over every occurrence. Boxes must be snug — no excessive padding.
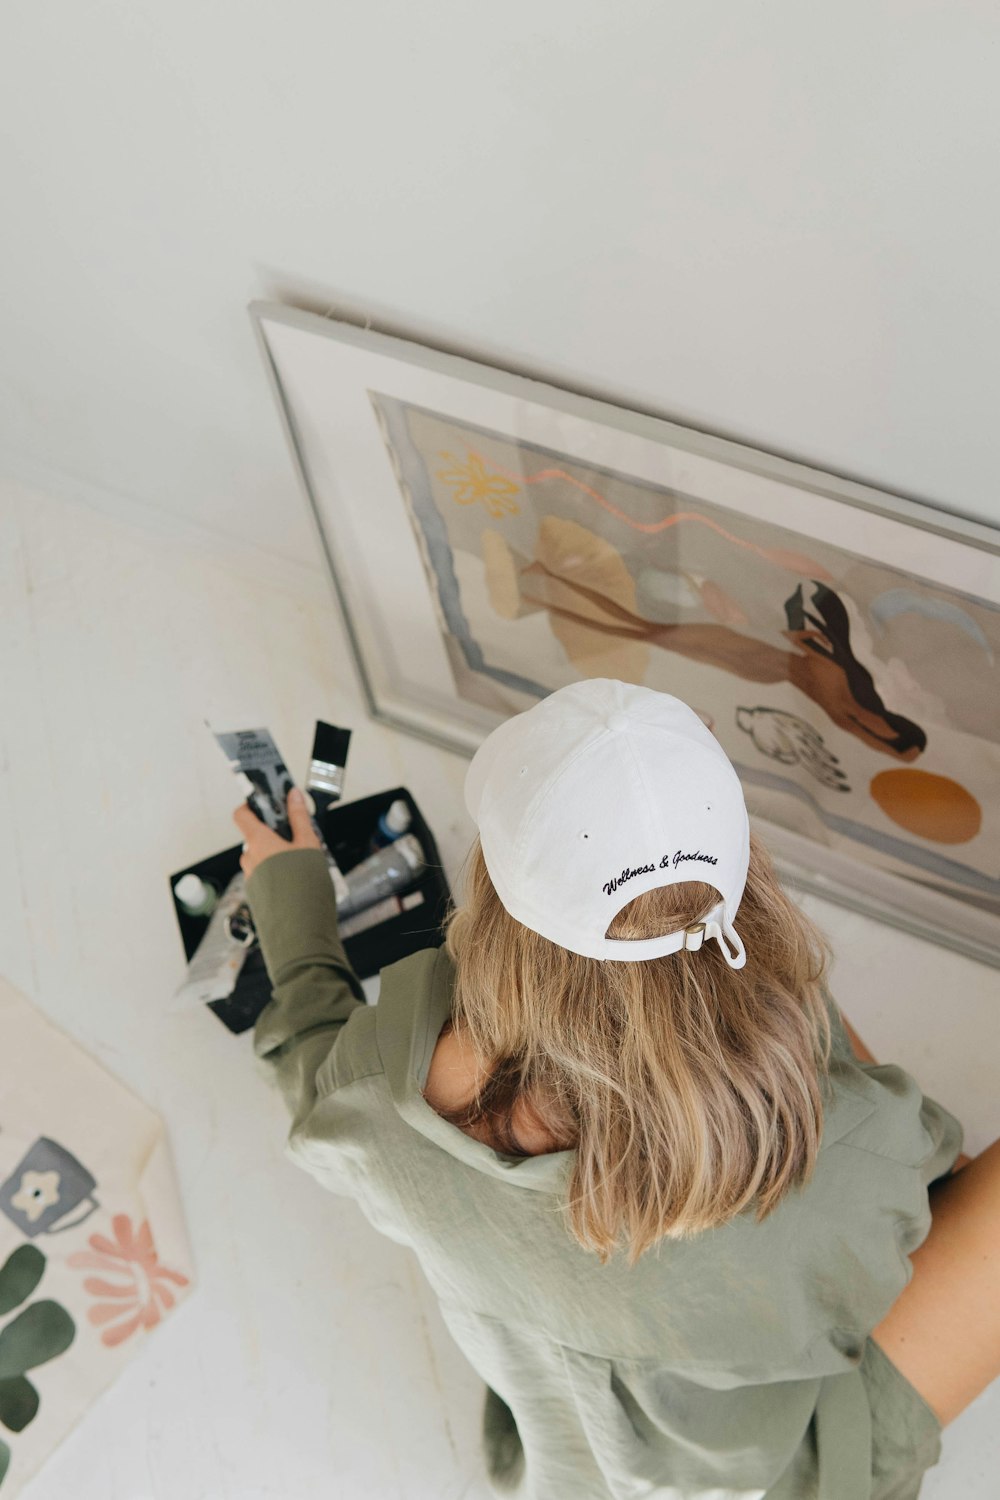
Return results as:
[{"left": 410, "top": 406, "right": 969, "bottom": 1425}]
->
[{"left": 606, "top": 712, "right": 630, "bottom": 732}]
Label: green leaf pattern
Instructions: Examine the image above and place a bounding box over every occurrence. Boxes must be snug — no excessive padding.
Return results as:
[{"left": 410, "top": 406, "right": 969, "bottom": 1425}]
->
[{"left": 0, "top": 1245, "right": 76, "bottom": 1488}]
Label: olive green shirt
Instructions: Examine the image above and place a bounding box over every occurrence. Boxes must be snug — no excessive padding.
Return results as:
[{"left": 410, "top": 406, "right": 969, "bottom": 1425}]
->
[{"left": 246, "top": 848, "right": 964, "bottom": 1500}]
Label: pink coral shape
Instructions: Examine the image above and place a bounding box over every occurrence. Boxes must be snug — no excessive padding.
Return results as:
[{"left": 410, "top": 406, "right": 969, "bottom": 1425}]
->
[{"left": 68, "top": 1213, "right": 189, "bottom": 1348}]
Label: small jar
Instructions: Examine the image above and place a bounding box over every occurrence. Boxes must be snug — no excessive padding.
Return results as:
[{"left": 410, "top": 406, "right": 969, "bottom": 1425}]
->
[{"left": 173, "top": 873, "right": 220, "bottom": 919}]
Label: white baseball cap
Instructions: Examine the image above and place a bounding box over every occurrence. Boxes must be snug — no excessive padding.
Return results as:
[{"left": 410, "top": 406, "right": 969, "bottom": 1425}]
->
[{"left": 464, "top": 679, "right": 750, "bottom": 968}]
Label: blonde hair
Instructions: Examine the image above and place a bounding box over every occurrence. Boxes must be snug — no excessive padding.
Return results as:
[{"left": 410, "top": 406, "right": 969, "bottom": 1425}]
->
[{"left": 441, "top": 828, "right": 834, "bottom": 1264}]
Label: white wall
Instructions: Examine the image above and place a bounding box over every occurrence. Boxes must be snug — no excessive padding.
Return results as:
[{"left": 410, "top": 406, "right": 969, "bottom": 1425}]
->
[{"left": 2, "top": 1, "right": 999, "bottom": 570}]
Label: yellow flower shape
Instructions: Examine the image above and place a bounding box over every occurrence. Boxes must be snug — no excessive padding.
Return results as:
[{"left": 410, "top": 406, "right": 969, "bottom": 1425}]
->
[
  {"left": 12, "top": 1169, "right": 62, "bottom": 1223},
  {"left": 436, "top": 450, "right": 520, "bottom": 518}
]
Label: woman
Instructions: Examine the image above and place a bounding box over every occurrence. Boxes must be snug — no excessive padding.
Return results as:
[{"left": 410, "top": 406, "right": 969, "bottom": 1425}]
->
[{"left": 235, "top": 679, "right": 995, "bottom": 1500}]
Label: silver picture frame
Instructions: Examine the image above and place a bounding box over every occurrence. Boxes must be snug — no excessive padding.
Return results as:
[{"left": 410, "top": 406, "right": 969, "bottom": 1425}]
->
[{"left": 250, "top": 300, "right": 1000, "bottom": 967}]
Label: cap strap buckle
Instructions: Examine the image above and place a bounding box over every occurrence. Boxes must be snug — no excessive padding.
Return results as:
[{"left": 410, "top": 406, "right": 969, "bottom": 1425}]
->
[{"left": 683, "top": 923, "right": 706, "bottom": 952}]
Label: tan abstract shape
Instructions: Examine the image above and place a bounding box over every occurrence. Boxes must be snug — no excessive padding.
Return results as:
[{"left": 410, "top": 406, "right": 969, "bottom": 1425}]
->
[
  {"left": 534, "top": 516, "right": 639, "bottom": 611},
  {"left": 481, "top": 530, "right": 539, "bottom": 620},
  {"left": 531, "top": 517, "right": 649, "bottom": 678},
  {"left": 869, "top": 768, "right": 982, "bottom": 844},
  {"left": 548, "top": 613, "right": 650, "bottom": 682},
  {"left": 520, "top": 564, "right": 649, "bottom": 631}
]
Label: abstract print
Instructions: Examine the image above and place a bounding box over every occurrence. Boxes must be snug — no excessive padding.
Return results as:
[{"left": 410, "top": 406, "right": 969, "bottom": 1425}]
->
[{"left": 370, "top": 393, "right": 1000, "bottom": 917}]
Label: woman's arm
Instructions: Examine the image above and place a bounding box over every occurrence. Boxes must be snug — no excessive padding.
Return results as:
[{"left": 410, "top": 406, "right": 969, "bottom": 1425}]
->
[
  {"left": 235, "top": 793, "right": 366, "bottom": 1134},
  {"left": 838, "top": 1002, "right": 973, "bottom": 1173},
  {"left": 839, "top": 1009, "right": 878, "bottom": 1066}
]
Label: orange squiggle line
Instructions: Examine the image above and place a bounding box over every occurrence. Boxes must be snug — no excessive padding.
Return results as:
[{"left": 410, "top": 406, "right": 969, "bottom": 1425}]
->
[{"left": 471, "top": 449, "right": 833, "bottom": 579}]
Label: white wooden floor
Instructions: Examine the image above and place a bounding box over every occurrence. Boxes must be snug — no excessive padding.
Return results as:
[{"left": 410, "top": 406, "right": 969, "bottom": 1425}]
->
[{"left": 1, "top": 475, "right": 997, "bottom": 1499}]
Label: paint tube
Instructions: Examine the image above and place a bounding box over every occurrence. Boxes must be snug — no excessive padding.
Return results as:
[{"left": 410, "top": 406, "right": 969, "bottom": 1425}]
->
[
  {"left": 338, "top": 833, "right": 426, "bottom": 919},
  {"left": 173, "top": 870, "right": 252, "bottom": 1006},
  {"left": 212, "top": 726, "right": 296, "bottom": 837},
  {"left": 211, "top": 723, "right": 350, "bottom": 905},
  {"left": 339, "top": 889, "right": 425, "bottom": 939}
]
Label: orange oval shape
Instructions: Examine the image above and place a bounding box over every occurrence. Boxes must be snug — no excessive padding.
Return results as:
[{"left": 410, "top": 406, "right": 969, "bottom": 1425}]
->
[{"left": 869, "top": 768, "right": 982, "bottom": 844}]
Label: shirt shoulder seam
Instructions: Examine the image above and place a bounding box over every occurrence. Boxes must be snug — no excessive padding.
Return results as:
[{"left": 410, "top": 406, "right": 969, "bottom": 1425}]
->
[{"left": 829, "top": 1134, "right": 926, "bottom": 1165}]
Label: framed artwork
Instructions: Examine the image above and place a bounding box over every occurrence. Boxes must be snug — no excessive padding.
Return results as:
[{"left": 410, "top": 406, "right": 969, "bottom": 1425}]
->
[{"left": 250, "top": 302, "right": 1000, "bottom": 967}]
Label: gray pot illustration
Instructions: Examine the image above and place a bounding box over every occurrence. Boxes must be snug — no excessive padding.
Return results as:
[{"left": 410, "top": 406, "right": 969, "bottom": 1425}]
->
[{"left": 0, "top": 1139, "right": 99, "bottom": 1239}]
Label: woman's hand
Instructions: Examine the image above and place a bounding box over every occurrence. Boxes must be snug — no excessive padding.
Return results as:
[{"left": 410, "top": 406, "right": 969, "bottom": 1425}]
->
[{"left": 233, "top": 787, "right": 322, "bottom": 878}]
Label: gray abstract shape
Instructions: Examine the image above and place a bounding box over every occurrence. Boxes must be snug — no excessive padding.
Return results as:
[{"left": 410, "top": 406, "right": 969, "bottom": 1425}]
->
[{"left": 870, "top": 588, "right": 994, "bottom": 665}]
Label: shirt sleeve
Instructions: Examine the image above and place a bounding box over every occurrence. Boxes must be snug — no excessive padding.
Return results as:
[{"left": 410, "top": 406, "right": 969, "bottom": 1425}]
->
[
  {"left": 245, "top": 847, "right": 366, "bottom": 1133},
  {"left": 819, "top": 982, "right": 965, "bottom": 1187},
  {"left": 913, "top": 1089, "right": 965, "bottom": 1185}
]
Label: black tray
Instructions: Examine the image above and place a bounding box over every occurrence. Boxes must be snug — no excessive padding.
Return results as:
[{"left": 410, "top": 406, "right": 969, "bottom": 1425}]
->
[{"left": 169, "top": 786, "right": 452, "bottom": 1033}]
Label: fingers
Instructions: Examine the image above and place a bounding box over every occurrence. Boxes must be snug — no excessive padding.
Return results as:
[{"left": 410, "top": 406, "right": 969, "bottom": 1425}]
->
[
  {"left": 232, "top": 789, "right": 317, "bottom": 865},
  {"left": 285, "top": 787, "right": 315, "bottom": 843},
  {"left": 232, "top": 802, "right": 259, "bottom": 834}
]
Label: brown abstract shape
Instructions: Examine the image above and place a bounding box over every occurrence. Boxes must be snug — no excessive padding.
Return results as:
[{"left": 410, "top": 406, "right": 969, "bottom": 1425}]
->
[
  {"left": 783, "top": 582, "right": 926, "bottom": 761},
  {"left": 869, "top": 769, "right": 982, "bottom": 844}
]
